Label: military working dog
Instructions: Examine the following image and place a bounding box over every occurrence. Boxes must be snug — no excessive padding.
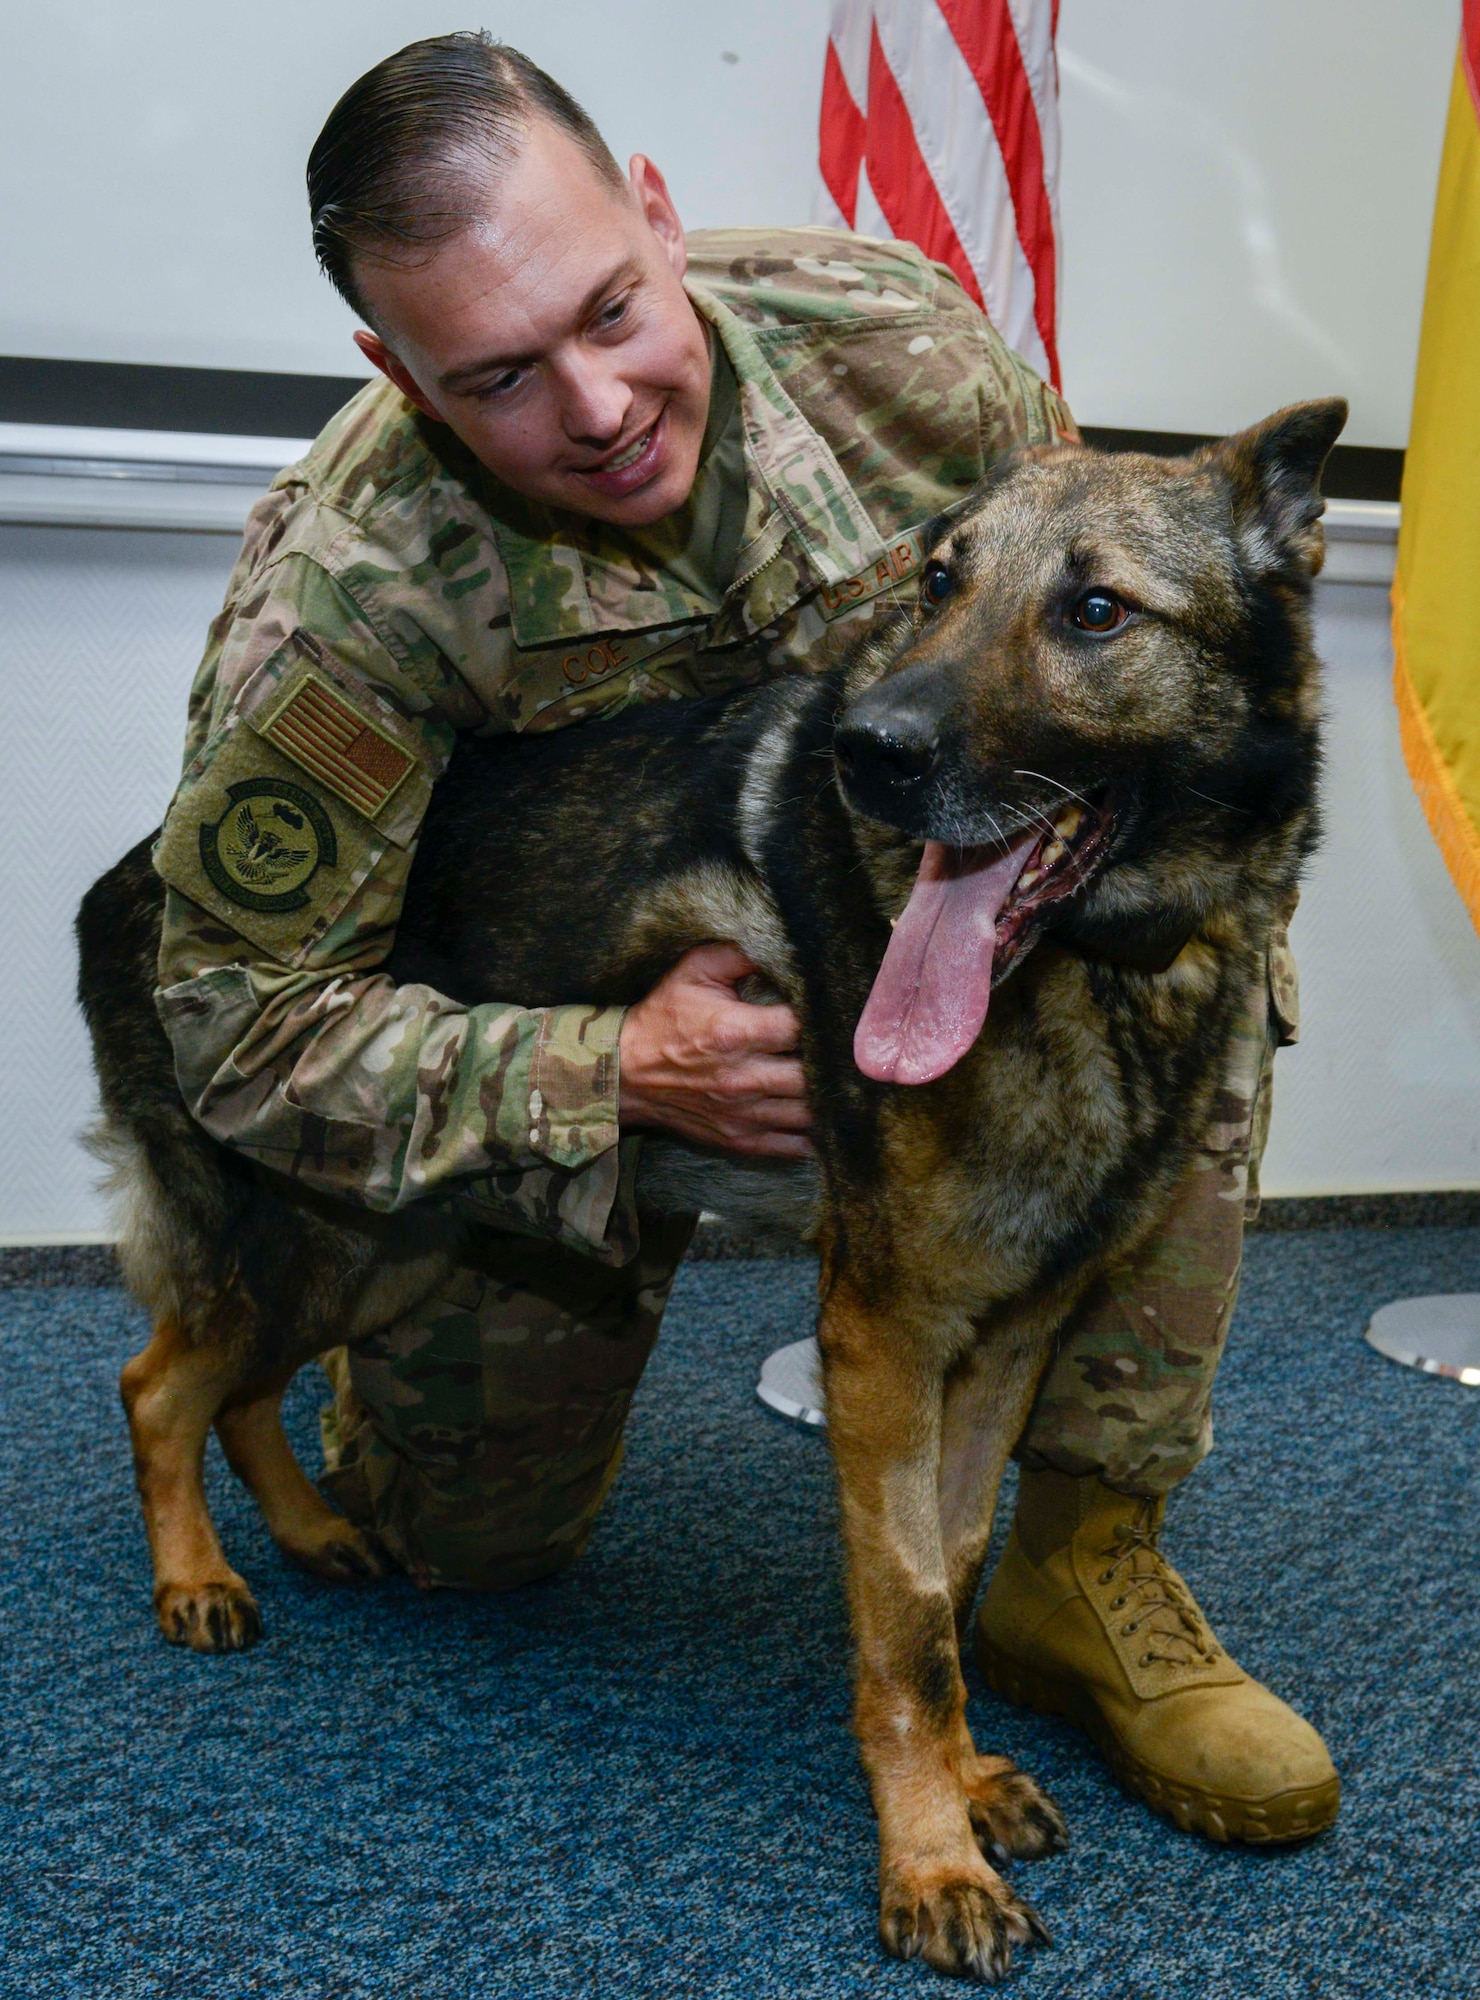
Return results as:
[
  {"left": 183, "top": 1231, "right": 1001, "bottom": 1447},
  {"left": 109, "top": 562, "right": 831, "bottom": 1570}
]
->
[{"left": 77, "top": 400, "right": 1342, "bottom": 1983}]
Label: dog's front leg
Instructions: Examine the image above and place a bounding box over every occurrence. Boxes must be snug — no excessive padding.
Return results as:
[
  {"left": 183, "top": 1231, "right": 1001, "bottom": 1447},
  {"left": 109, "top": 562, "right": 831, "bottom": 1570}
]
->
[{"left": 819, "top": 1268, "right": 1052, "bottom": 1984}]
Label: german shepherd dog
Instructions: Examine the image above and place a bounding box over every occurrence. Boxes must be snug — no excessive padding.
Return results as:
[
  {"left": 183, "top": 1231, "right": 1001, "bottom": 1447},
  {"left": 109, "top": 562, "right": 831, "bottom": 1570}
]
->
[{"left": 77, "top": 400, "right": 1342, "bottom": 1983}]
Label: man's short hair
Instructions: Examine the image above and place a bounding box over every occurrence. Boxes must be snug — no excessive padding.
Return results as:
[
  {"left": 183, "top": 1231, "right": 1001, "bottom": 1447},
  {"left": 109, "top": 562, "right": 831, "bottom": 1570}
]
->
[{"left": 307, "top": 32, "right": 625, "bottom": 325}]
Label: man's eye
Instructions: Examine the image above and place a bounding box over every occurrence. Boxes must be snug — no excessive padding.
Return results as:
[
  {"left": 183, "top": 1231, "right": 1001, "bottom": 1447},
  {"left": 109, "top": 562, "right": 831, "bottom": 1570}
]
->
[
  {"left": 920, "top": 562, "right": 953, "bottom": 608},
  {"left": 476, "top": 369, "right": 526, "bottom": 401},
  {"left": 1070, "top": 588, "right": 1130, "bottom": 633},
  {"left": 595, "top": 295, "right": 630, "bottom": 330}
]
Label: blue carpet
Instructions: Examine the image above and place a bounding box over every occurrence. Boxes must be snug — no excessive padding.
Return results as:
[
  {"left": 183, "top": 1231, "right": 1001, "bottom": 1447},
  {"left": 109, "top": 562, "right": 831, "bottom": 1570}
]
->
[{"left": 2, "top": 1227, "right": 1479, "bottom": 1999}]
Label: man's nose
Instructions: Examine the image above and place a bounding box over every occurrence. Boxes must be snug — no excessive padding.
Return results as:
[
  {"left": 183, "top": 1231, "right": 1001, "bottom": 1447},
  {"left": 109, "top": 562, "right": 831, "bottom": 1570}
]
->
[{"left": 557, "top": 355, "right": 633, "bottom": 445}]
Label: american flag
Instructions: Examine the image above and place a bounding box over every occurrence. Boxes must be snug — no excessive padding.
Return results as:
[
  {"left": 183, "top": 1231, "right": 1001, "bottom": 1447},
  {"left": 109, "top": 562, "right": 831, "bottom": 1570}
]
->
[{"left": 817, "top": 0, "right": 1062, "bottom": 388}]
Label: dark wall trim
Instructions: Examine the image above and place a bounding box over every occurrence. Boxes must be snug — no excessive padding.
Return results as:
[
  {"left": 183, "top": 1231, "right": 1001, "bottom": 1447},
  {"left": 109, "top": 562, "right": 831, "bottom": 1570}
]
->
[
  {"left": 6, "top": 1191, "right": 1480, "bottom": 1284},
  {"left": 0, "top": 356, "right": 368, "bottom": 438},
  {"left": 1080, "top": 425, "right": 1403, "bottom": 503},
  {"left": 0, "top": 360, "right": 1405, "bottom": 502}
]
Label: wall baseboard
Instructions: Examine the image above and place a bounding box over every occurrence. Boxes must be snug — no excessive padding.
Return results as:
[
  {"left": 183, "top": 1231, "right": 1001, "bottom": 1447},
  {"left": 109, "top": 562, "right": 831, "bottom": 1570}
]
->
[
  {"left": 1081, "top": 428, "right": 1403, "bottom": 503},
  {"left": 1249, "top": 1190, "right": 1480, "bottom": 1232},
  {"left": 4, "top": 1190, "right": 1478, "bottom": 1287},
  {"left": 0, "top": 1242, "right": 122, "bottom": 1287},
  {"left": 684, "top": 1192, "right": 1480, "bottom": 1260}
]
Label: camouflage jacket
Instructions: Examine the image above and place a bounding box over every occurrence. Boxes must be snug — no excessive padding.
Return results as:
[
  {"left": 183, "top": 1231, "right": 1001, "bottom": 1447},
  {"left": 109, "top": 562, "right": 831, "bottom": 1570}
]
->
[{"left": 153, "top": 226, "right": 1073, "bottom": 1262}]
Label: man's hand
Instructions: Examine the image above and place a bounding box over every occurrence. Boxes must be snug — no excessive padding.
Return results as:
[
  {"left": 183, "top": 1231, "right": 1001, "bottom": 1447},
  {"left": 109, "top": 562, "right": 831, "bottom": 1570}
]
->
[{"left": 618, "top": 943, "right": 813, "bottom": 1158}]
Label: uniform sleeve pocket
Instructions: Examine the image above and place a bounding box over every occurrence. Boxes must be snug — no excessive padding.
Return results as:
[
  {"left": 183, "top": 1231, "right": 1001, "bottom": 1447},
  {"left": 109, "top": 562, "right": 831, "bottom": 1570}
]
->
[{"left": 153, "top": 720, "right": 397, "bottom": 968}]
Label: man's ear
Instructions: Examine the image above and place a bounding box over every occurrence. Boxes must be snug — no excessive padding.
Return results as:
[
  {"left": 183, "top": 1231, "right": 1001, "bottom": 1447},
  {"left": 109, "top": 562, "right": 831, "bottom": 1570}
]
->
[
  {"left": 1204, "top": 398, "right": 1349, "bottom": 577},
  {"left": 353, "top": 329, "right": 444, "bottom": 423},
  {"left": 629, "top": 154, "right": 687, "bottom": 279}
]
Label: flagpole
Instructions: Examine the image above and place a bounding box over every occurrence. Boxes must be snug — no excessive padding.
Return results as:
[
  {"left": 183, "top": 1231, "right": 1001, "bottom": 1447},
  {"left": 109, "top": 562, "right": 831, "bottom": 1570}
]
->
[
  {"left": 759, "top": 0, "right": 1065, "bottom": 1431},
  {"left": 1362, "top": 7, "right": 1480, "bottom": 1397}
]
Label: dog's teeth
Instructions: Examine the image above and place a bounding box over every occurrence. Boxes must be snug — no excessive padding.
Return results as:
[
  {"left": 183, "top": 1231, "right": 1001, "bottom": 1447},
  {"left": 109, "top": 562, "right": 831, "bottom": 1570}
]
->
[
  {"left": 1018, "top": 867, "right": 1043, "bottom": 890},
  {"left": 1052, "top": 805, "right": 1083, "bottom": 839},
  {"left": 1042, "top": 840, "right": 1066, "bottom": 866},
  {"left": 890, "top": 915, "right": 899, "bottom": 928}
]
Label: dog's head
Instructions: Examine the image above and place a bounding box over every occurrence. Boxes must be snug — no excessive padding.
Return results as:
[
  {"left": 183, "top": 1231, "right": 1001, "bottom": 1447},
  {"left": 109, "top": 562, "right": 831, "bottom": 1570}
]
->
[{"left": 837, "top": 399, "right": 1344, "bottom": 1084}]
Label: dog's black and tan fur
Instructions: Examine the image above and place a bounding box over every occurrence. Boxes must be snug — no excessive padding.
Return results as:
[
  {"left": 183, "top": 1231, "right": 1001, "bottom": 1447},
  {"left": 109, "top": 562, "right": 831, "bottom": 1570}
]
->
[{"left": 77, "top": 402, "right": 1342, "bottom": 1982}]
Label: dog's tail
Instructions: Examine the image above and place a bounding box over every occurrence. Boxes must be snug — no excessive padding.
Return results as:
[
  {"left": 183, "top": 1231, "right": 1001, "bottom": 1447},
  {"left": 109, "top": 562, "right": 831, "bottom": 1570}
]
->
[{"left": 75, "top": 838, "right": 247, "bottom": 1330}]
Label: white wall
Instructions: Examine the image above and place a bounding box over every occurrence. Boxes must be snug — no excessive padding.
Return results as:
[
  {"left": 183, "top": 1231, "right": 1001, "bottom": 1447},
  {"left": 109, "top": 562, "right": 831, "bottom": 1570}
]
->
[
  {"left": 0, "top": 0, "right": 831, "bottom": 379},
  {"left": 1264, "top": 585, "right": 1480, "bottom": 1195},
  {"left": 0, "top": 524, "right": 231, "bottom": 1240},
  {"left": 1055, "top": 0, "right": 1458, "bottom": 445},
  {"left": 0, "top": 2, "right": 1459, "bottom": 442}
]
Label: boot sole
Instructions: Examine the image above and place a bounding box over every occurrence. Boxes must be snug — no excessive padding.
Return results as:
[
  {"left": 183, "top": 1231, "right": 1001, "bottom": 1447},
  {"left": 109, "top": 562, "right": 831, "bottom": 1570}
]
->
[{"left": 975, "top": 1632, "right": 1340, "bottom": 1847}]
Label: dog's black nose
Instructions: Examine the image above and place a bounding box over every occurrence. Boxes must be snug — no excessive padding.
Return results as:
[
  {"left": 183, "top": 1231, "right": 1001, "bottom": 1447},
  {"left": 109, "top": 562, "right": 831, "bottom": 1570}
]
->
[{"left": 834, "top": 709, "right": 940, "bottom": 794}]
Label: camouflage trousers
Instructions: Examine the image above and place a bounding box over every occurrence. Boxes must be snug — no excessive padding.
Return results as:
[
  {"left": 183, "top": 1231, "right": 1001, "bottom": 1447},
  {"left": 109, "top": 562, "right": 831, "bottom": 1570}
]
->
[
  {"left": 1014, "top": 954, "right": 1285, "bottom": 1495},
  {"left": 320, "top": 948, "right": 1292, "bottom": 1587},
  {"left": 319, "top": 1216, "right": 695, "bottom": 1590}
]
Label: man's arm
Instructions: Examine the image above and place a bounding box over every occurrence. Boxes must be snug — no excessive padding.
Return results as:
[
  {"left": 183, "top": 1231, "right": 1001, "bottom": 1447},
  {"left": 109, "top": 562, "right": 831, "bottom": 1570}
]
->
[
  {"left": 155, "top": 557, "right": 809, "bottom": 1260},
  {"left": 154, "top": 547, "right": 643, "bottom": 1255}
]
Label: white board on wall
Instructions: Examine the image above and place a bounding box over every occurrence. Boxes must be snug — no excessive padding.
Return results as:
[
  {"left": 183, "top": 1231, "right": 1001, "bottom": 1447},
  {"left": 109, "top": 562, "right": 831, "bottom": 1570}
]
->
[
  {"left": 1054, "top": 0, "right": 1459, "bottom": 445},
  {"left": 0, "top": 1, "right": 831, "bottom": 382},
  {"left": 0, "top": 1, "right": 1461, "bottom": 444}
]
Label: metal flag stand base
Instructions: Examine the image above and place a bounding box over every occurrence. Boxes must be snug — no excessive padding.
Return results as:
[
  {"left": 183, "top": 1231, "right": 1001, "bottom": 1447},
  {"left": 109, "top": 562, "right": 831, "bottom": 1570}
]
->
[
  {"left": 757, "top": 1335, "right": 827, "bottom": 1428},
  {"left": 1366, "top": 1295, "right": 1480, "bottom": 1386},
  {"left": 766, "top": 1302, "right": 1480, "bottom": 1416},
  {"left": 764, "top": 1299, "right": 1480, "bottom": 1420}
]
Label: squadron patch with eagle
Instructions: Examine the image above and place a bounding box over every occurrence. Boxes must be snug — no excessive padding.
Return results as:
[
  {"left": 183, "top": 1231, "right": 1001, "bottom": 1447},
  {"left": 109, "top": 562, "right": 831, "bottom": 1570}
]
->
[{"left": 198, "top": 778, "right": 337, "bottom": 914}]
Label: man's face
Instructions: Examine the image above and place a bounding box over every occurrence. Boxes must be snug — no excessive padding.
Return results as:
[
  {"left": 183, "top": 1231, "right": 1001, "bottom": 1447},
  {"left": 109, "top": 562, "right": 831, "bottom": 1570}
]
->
[{"left": 353, "top": 123, "right": 712, "bottom": 529}]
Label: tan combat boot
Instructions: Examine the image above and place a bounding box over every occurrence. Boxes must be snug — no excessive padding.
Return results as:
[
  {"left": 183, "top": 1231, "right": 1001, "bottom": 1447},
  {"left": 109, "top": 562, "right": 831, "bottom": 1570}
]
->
[{"left": 974, "top": 1466, "right": 1340, "bottom": 1844}]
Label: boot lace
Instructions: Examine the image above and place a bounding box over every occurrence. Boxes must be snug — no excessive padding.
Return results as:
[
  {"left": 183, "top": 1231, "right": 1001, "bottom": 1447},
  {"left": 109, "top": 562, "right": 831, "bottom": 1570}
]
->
[{"left": 1095, "top": 1501, "right": 1221, "bottom": 1669}]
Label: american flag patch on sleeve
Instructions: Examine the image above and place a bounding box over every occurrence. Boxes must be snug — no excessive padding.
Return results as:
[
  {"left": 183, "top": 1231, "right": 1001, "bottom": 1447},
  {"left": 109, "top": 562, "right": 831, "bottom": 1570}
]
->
[{"left": 257, "top": 670, "right": 416, "bottom": 822}]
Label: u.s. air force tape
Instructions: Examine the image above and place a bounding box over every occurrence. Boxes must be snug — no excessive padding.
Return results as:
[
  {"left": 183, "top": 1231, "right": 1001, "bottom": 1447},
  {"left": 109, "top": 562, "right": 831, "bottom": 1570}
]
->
[{"left": 817, "top": 531, "right": 928, "bottom": 621}]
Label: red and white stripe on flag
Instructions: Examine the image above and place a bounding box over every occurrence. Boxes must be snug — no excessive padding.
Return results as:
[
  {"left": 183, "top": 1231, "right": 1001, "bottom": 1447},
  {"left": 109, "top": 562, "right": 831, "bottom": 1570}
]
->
[{"left": 818, "top": 0, "right": 1062, "bottom": 387}]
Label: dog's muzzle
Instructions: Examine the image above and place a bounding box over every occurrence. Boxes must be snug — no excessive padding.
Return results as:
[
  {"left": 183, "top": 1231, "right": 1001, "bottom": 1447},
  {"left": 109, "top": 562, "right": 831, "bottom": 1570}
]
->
[{"left": 833, "top": 691, "right": 942, "bottom": 827}]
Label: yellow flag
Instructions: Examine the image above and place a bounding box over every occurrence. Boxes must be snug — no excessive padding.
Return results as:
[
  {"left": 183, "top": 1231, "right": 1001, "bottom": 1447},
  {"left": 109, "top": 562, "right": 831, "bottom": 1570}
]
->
[{"left": 1394, "top": 10, "right": 1480, "bottom": 928}]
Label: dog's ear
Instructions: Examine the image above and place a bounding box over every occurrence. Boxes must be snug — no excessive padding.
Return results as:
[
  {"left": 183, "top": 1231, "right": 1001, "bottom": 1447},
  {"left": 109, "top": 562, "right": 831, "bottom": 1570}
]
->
[{"left": 1203, "top": 398, "right": 1349, "bottom": 577}]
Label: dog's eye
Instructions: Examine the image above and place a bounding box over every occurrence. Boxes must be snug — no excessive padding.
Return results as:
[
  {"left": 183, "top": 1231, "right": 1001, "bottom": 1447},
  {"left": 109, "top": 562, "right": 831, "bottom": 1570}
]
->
[
  {"left": 1071, "top": 589, "right": 1130, "bottom": 633},
  {"left": 920, "top": 562, "right": 954, "bottom": 609}
]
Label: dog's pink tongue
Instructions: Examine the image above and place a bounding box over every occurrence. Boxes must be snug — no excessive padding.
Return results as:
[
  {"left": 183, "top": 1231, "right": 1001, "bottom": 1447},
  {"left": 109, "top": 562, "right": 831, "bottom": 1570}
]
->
[{"left": 854, "top": 835, "right": 1038, "bottom": 1085}]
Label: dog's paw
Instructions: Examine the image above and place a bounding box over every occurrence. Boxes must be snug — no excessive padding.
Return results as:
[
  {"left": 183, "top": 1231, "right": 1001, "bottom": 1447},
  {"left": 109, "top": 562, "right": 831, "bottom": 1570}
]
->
[
  {"left": 880, "top": 1861, "right": 1051, "bottom": 1983},
  {"left": 963, "top": 1753, "right": 1068, "bottom": 1864},
  {"left": 280, "top": 1517, "right": 388, "bottom": 1585},
  {"left": 154, "top": 1577, "right": 263, "bottom": 1653}
]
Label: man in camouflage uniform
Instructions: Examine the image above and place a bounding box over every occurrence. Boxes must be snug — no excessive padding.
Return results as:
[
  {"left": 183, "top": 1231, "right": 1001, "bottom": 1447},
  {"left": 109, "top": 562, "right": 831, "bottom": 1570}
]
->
[{"left": 151, "top": 33, "right": 1337, "bottom": 1841}]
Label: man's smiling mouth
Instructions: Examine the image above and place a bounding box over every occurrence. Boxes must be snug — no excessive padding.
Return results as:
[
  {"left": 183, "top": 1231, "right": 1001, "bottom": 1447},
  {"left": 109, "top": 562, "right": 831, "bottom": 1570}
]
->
[
  {"left": 571, "top": 413, "right": 668, "bottom": 498},
  {"left": 599, "top": 427, "right": 654, "bottom": 473}
]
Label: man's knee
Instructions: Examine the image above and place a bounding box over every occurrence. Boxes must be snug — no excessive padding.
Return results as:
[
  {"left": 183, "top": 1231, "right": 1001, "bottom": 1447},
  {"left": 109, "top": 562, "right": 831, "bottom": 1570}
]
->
[
  {"left": 319, "top": 1226, "right": 688, "bottom": 1588},
  {"left": 331, "top": 1403, "right": 631, "bottom": 1590},
  {"left": 378, "top": 1449, "right": 620, "bottom": 1591}
]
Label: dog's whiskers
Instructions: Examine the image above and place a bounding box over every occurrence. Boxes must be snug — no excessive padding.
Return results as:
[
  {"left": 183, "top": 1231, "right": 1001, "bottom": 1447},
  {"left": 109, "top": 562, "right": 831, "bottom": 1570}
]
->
[
  {"left": 1013, "top": 770, "right": 1095, "bottom": 814},
  {"left": 1015, "top": 801, "right": 1094, "bottom": 893},
  {"left": 1180, "top": 782, "right": 1253, "bottom": 817}
]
